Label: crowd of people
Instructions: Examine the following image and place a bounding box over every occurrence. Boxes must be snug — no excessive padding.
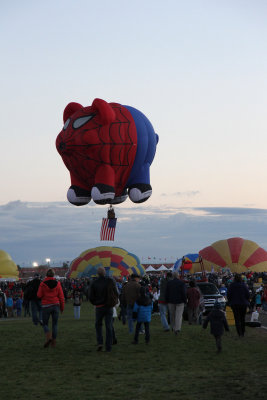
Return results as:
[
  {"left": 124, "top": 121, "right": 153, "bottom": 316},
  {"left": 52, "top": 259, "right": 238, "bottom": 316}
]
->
[{"left": 0, "top": 268, "right": 266, "bottom": 353}]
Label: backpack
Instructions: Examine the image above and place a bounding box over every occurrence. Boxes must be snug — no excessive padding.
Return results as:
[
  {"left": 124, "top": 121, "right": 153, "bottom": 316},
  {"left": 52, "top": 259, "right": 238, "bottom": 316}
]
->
[
  {"left": 74, "top": 295, "right": 80, "bottom": 305},
  {"left": 106, "top": 279, "right": 119, "bottom": 308}
]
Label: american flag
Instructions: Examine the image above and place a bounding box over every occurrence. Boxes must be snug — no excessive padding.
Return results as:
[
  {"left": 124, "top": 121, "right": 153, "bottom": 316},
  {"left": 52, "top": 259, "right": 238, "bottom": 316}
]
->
[{"left": 100, "top": 218, "right": 117, "bottom": 241}]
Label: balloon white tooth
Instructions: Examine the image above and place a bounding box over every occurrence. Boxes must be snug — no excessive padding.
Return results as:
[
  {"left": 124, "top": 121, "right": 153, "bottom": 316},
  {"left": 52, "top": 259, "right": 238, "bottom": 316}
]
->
[
  {"left": 67, "top": 188, "right": 91, "bottom": 205},
  {"left": 91, "top": 187, "right": 115, "bottom": 201}
]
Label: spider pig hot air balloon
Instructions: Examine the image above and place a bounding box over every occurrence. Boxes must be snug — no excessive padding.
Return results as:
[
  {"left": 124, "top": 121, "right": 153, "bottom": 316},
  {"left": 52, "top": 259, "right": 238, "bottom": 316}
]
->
[{"left": 56, "top": 99, "right": 158, "bottom": 206}]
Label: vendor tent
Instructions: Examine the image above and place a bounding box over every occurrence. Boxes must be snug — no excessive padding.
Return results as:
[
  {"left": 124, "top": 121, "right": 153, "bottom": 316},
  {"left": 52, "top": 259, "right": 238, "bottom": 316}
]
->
[
  {"left": 158, "top": 265, "right": 168, "bottom": 271},
  {"left": 145, "top": 265, "right": 156, "bottom": 272}
]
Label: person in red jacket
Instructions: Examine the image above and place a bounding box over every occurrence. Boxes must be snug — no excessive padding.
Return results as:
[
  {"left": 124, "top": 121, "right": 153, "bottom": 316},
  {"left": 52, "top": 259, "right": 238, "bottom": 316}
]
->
[{"left": 37, "top": 268, "right": 65, "bottom": 348}]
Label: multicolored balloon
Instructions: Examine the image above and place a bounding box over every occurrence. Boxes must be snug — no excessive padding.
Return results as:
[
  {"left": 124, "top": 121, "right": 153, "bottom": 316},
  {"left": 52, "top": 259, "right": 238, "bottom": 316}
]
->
[
  {"left": 67, "top": 246, "right": 145, "bottom": 279},
  {"left": 199, "top": 237, "right": 267, "bottom": 272},
  {"left": 0, "top": 250, "right": 19, "bottom": 280},
  {"left": 173, "top": 254, "right": 199, "bottom": 272}
]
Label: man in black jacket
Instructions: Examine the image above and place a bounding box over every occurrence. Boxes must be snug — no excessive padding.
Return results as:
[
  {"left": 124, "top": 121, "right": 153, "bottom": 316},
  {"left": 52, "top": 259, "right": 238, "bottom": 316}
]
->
[
  {"left": 24, "top": 273, "right": 43, "bottom": 326},
  {"left": 89, "top": 267, "right": 117, "bottom": 352},
  {"left": 165, "top": 272, "right": 187, "bottom": 335},
  {"left": 227, "top": 274, "right": 250, "bottom": 337}
]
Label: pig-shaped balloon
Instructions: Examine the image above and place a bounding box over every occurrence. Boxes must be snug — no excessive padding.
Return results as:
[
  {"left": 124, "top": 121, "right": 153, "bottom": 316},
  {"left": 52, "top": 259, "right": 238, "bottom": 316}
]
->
[{"left": 56, "top": 98, "right": 158, "bottom": 206}]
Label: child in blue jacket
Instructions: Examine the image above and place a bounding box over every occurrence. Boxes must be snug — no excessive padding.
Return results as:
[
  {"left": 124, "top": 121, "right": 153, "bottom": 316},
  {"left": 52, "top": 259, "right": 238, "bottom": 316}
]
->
[{"left": 132, "top": 287, "right": 152, "bottom": 344}]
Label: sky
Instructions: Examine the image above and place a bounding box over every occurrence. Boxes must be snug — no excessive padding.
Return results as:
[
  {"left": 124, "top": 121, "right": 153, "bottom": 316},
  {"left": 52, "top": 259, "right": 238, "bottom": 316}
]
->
[{"left": 1, "top": 1, "right": 267, "bottom": 266}]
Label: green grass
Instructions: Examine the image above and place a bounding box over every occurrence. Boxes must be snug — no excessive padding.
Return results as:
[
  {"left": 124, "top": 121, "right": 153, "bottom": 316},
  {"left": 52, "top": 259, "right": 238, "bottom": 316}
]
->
[{"left": 0, "top": 303, "right": 267, "bottom": 400}]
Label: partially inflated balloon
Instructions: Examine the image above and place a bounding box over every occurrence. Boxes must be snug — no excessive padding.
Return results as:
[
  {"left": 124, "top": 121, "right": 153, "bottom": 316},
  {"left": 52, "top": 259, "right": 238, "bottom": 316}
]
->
[
  {"left": 67, "top": 246, "right": 145, "bottom": 279},
  {"left": 199, "top": 237, "right": 267, "bottom": 272},
  {"left": 0, "top": 250, "right": 19, "bottom": 280},
  {"left": 173, "top": 253, "right": 199, "bottom": 273}
]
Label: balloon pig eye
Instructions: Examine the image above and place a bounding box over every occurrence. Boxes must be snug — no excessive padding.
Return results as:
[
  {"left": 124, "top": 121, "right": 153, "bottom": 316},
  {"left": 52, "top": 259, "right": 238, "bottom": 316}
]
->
[
  {"left": 73, "top": 114, "right": 95, "bottom": 129},
  {"left": 63, "top": 118, "right": 70, "bottom": 130}
]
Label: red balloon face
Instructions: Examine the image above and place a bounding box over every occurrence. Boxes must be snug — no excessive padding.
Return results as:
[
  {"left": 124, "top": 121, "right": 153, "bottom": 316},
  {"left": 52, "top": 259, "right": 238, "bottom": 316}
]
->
[{"left": 56, "top": 102, "right": 137, "bottom": 195}]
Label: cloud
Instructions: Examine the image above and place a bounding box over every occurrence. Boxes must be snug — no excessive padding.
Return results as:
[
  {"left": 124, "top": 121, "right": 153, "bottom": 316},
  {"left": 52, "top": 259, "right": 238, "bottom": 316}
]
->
[
  {"left": 161, "top": 191, "right": 200, "bottom": 197},
  {"left": 194, "top": 207, "right": 267, "bottom": 218},
  {"left": 1, "top": 201, "right": 267, "bottom": 266}
]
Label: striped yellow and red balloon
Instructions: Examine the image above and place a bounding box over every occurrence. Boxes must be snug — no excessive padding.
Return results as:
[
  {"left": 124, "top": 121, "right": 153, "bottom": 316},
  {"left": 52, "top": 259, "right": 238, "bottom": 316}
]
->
[
  {"left": 67, "top": 246, "right": 145, "bottom": 279},
  {"left": 199, "top": 237, "right": 267, "bottom": 273}
]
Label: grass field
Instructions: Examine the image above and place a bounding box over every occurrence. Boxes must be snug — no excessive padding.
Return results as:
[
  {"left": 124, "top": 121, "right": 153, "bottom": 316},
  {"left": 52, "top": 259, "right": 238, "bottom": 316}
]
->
[{"left": 0, "top": 302, "right": 267, "bottom": 400}]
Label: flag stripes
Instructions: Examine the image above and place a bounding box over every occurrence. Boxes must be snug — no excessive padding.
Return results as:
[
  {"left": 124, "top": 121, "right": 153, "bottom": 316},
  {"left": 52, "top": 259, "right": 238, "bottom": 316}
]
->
[{"left": 100, "top": 218, "right": 117, "bottom": 241}]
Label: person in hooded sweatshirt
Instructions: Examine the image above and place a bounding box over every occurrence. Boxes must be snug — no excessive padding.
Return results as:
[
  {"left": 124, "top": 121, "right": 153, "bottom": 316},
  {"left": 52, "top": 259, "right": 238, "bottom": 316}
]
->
[
  {"left": 203, "top": 301, "right": 229, "bottom": 353},
  {"left": 132, "top": 286, "right": 153, "bottom": 345},
  {"left": 37, "top": 268, "right": 65, "bottom": 348}
]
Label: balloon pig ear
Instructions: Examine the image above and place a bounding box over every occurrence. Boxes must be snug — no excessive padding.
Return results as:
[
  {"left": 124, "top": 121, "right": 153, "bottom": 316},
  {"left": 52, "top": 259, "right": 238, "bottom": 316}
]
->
[
  {"left": 91, "top": 98, "right": 116, "bottom": 125},
  {"left": 63, "top": 102, "right": 83, "bottom": 123}
]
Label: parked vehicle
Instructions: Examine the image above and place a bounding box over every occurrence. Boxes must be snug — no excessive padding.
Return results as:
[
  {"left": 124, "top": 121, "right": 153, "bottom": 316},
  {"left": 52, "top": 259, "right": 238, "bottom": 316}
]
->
[
  {"left": 183, "top": 282, "right": 226, "bottom": 321},
  {"left": 197, "top": 282, "right": 226, "bottom": 314}
]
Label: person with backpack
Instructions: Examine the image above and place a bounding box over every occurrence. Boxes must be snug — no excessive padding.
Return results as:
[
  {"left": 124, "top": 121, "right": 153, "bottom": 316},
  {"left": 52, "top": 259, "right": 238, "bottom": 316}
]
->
[
  {"left": 73, "top": 290, "right": 82, "bottom": 319},
  {"left": 132, "top": 286, "right": 153, "bottom": 345},
  {"left": 89, "top": 267, "right": 118, "bottom": 352}
]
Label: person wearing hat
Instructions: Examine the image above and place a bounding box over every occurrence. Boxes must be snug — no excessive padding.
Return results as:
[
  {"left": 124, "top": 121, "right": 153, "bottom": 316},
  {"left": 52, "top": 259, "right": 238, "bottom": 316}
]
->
[
  {"left": 203, "top": 301, "right": 229, "bottom": 353},
  {"left": 121, "top": 274, "right": 141, "bottom": 334}
]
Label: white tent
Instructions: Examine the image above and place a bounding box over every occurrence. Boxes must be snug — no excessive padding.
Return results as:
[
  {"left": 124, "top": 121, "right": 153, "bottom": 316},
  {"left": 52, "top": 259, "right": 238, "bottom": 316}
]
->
[
  {"left": 145, "top": 265, "right": 156, "bottom": 272},
  {"left": 158, "top": 264, "right": 168, "bottom": 271}
]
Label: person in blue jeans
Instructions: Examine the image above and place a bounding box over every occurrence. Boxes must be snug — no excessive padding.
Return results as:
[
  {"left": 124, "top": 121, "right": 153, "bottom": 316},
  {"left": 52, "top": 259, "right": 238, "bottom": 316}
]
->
[
  {"left": 37, "top": 269, "right": 65, "bottom": 348},
  {"left": 132, "top": 287, "right": 153, "bottom": 344},
  {"left": 15, "top": 297, "right": 23, "bottom": 317},
  {"left": 6, "top": 294, "right": 14, "bottom": 318},
  {"left": 24, "top": 274, "right": 43, "bottom": 326},
  {"left": 89, "top": 267, "right": 117, "bottom": 352},
  {"left": 158, "top": 272, "right": 172, "bottom": 331},
  {"left": 121, "top": 274, "right": 141, "bottom": 334}
]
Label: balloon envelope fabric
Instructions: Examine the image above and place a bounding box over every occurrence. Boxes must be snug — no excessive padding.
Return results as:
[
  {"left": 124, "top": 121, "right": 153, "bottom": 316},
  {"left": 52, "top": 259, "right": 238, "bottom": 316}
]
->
[
  {"left": 67, "top": 246, "right": 145, "bottom": 278},
  {"left": 0, "top": 250, "right": 19, "bottom": 280},
  {"left": 173, "top": 253, "right": 199, "bottom": 272},
  {"left": 199, "top": 237, "right": 267, "bottom": 273}
]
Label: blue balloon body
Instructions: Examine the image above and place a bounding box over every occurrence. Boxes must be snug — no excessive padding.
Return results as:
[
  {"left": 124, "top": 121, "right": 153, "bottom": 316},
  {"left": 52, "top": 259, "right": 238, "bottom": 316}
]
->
[{"left": 124, "top": 105, "right": 159, "bottom": 187}]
